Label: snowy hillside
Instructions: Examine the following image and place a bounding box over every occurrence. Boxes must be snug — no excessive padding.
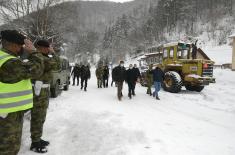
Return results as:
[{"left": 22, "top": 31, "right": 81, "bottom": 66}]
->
[{"left": 19, "top": 68, "right": 235, "bottom": 155}]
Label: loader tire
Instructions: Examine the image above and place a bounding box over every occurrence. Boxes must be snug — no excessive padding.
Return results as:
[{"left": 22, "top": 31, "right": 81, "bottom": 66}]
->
[{"left": 163, "top": 71, "right": 182, "bottom": 93}]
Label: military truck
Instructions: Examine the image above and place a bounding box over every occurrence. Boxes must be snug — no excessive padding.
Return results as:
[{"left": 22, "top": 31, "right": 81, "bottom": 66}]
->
[
  {"left": 50, "top": 56, "right": 70, "bottom": 98},
  {"left": 140, "top": 42, "right": 215, "bottom": 93}
]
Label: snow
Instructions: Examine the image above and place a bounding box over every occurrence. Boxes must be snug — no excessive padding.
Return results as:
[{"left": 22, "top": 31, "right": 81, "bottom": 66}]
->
[{"left": 18, "top": 68, "right": 235, "bottom": 155}]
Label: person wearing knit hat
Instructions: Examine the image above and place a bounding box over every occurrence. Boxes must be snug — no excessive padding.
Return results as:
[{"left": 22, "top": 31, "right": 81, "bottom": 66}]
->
[{"left": 0, "top": 30, "right": 44, "bottom": 155}]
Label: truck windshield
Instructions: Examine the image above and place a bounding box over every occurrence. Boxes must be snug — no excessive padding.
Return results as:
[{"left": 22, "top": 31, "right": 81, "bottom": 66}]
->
[{"left": 178, "top": 49, "right": 189, "bottom": 59}]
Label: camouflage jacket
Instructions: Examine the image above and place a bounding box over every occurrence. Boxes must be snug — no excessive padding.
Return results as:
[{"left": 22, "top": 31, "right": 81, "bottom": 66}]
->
[
  {"left": 146, "top": 69, "right": 153, "bottom": 84},
  {"left": 95, "top": 67, "right": 103, "bottom": 79},
  {"left": 31, "top": 52, "right": 60, "bottom": 84},
  {"left": 0, "top": 49, "right": 44, "bottom": 84}
]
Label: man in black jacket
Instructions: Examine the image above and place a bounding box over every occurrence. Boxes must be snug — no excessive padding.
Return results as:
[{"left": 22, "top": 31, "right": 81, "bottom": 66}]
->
[
  {"left": 112, "top": 61, "right": 126, "bottom": 101},
  {"left": 80, "top": 65, "right": 91, "bottom": 91},
  {"left": 133, "top": 64, "right": 141, "bottom": 95},
  {"left": 71, "top": 64, "right": 81, "bottom": 86},
  {"left": 151, "top": 65, "right": 164, "bottom": 100},
  {"left": 102, "top": 65, "right": 109, "bottom": 88},
  {"left": 125, "top": 64, "right": 136, "bottom": 99}
]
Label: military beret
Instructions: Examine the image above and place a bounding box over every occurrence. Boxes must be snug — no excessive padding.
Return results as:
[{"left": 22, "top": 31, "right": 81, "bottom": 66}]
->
[
  {"left": 0, "top": 30, "right": 26, "bottom": 45},
  {"left": 35, "top": 39, "right": 50, "bottom": 48}
]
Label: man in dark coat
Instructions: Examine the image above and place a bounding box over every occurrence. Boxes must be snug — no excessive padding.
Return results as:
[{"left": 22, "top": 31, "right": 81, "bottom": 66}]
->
[
  {"left": 102, "top": 65, "right": 109, "bottom": 88},
  {"left": 125, "top": 64, "right": 136, "bottom": 99},
  {"left": 112, "top": 61, "right": 126, "bottom": 101},
  {"left": 151, "top": 65, "right": 164, "bottom": 100},
  {"left": 192, "top": 40, "right": 198, "bottom": 59},
  {"left": 132, "top": 64, "right": 141, "bottom": 95},
  {"left": 80, "top": 65, "right": 91, "bottom": 91},
  {"left": 71, "top": 64, "right": 81, "bottom": 86}
]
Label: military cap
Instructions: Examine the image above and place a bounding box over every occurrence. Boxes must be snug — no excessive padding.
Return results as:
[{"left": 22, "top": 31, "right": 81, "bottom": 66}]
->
[
  {"left": 35, "top": 39, "right": 50, "bottom": 48},
  {"left": 0, "top": 30, "right": 26, "bottom": 45}
]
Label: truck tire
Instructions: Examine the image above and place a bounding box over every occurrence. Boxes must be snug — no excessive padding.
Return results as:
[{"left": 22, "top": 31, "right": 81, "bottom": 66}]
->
[
  {"left": 51, "top": 81, "right": 60, "bottom": 98},
  {"left": 163, "top": 71, "right": 182, "bottom": 93},
  {"left": 63, "top": 80, "right": 69, "bottom": 91},
  {"left": 185, "top": 85, "right": 204, "bottom": 92}
]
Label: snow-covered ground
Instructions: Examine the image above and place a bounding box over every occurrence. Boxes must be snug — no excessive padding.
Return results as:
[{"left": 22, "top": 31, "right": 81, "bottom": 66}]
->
[{"left": 19, "top": 68, "right": 235, "bottom": 155}]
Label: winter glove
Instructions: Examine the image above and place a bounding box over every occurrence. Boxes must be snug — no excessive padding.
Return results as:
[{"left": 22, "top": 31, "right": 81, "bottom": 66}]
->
[{"left": 0, "top": 113, "right": 8, "bottom": 119}]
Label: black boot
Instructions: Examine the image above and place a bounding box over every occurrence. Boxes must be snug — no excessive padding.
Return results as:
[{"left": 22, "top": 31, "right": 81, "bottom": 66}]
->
[
  {"left": 40, "top": 139, "right": 50, "bottom": 147},
  {"left": 156, "top": 96, "right": 160, "bottom": 100},
  {"left": 128, "top": 93, "right": 132, "bottom": 99},
  {"left": 30, "top": 141, "right": 47, "bottom": 153}
]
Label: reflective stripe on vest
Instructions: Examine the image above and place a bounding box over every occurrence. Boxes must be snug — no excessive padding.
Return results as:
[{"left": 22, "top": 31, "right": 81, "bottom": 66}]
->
[{"left": 0, "top": 50, "right": 33, "bottom": 113}]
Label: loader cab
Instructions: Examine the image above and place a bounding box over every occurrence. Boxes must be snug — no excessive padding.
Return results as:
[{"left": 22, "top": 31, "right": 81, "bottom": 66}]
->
[{"left": 162, "top": 42, "right": 191, "bottom": 62}]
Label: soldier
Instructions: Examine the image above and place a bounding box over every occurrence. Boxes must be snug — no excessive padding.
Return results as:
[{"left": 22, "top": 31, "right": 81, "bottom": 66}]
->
[
  {"left": 95, "top": 65, "right": 103, "bottom": 88},
  {"left": 30, "top": 39, "right": 60, "bottom": 153},
  {"left": 71, "top": 63, "right": 81, "bottom": 86},
  {"left": 81, "top": 65, "right": 91, "bottom": 91},
  {"left": 0, "top": 30, "right": 44, "bottom": 155},
  {"left": 102, "top": 64, "right": 109, "bottom": 88},
  {"left": 146, "top": 64, "right": 153, "bottom": 96},
  {"left": 112, "top": 61, "right": 126, "bottom": 101}
]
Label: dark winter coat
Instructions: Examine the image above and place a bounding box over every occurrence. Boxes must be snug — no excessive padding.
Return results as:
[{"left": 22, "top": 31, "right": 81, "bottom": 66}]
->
[
  {"left": 151, "top": 67, "right": 164, "bottom": 82},
  {"left": 133, "top": 67, "right": 141, "bottom": 81},
  {"left": 112, "top": 65, "right": 126, "bottom": 82},
  {"left": 81, "top": 66, "right": 91, "bottom": 79},
  {"left": 71, "top": 66, "right": 81, "bottom": 76},
  {"left": 125, "top": 68, "right": 136, "bottom": 83},
  {"left": 103, "top": 66, "right": 109, "bottom": 79}
]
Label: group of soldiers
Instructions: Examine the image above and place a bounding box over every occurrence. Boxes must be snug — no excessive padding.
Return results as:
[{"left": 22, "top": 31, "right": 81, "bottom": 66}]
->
[
  {"left": 71, "top": 63, "right": 91, "bottom": 91},
  {"left": 95, "top": 64, "right": 109, "bottom": 88},
  {"left": 0, "top": 30, "right": 60, "bottom": 154}
]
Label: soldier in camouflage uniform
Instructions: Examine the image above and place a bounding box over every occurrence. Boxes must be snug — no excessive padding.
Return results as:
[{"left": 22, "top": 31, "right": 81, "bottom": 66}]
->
[
  {"left": 95, "top": 65, "right": 103, "bottom": 88},
  {"left": 30, "top": 39, "right": 60, "bottom": 153},
  {"left": 146, "top": 64, "right": 153, "bottom": 96},
  {"left": 0, "top": 30, "right": 44, "bottom": 155}
]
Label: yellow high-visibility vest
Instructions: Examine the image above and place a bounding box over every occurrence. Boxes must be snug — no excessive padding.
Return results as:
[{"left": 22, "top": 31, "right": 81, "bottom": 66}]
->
[{"left": 0, "top": 50, "right": 33, "bottom": 113}]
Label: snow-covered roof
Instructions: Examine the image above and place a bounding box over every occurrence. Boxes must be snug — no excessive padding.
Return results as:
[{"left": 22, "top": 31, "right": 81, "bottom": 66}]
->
[
  {"left": 229, "top": 34, "right": 235, "bottom": 38},
  {"left": 163, "top": 41, "right": 191, "bottom": 47}
]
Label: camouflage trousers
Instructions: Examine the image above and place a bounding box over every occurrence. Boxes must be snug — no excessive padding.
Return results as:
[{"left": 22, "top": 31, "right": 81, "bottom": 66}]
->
[
  {"left": 116, "top": 81, "right": 123, "bottom": 100},
  {"left": 146, "top": 81, "right": 153, "bottom": 95},
  {"left": 97, "top": 78, "right": 102, "bottom": 88},
  {"left": 30, "top": 88, "right": 49, "bottom": 143},
  {"left": 0, "top": 111, "right": 25, "bottom": 155}
]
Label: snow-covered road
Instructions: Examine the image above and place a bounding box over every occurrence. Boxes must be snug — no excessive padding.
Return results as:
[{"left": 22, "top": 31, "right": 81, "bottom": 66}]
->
[{"left": 19, "top": 69, "right": 235, "bottom": 155}]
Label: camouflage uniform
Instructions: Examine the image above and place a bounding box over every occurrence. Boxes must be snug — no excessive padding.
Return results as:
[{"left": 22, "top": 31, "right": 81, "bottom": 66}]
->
[
  {"left": 0, "top": 49, "right": 44, "bottom": 155},
  {"left": 146, "top": 68, "right": 153, "bottom": 95},
  {"left": 30, "top": 53, "right": 60, "bottom": 144},
  {"left": 95, "top": 67, "right": 103, "bottom": 88}
]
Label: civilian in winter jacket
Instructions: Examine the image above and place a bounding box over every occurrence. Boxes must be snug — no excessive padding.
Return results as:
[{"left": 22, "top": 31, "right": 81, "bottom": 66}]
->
[
  {"left": 125, "top": 64, "right": 136, "bottom": 99},
  {"left": 80, "top": 65, "right": 91, "bottom": 91},
  {"left": 151, "top": 65, "right": 164, "bottom": 100},
  {"left": 102, "top": 65, "right": 109, "bottom": 88},
  {"left": 71, "top": 64, "right": 81, "bottom": 86},
  {"left": 112, "top": 61, "right": 126, "bottom": 101},
  {"left": 133, "top": 64, "right": 141, "bottom": 93}
]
